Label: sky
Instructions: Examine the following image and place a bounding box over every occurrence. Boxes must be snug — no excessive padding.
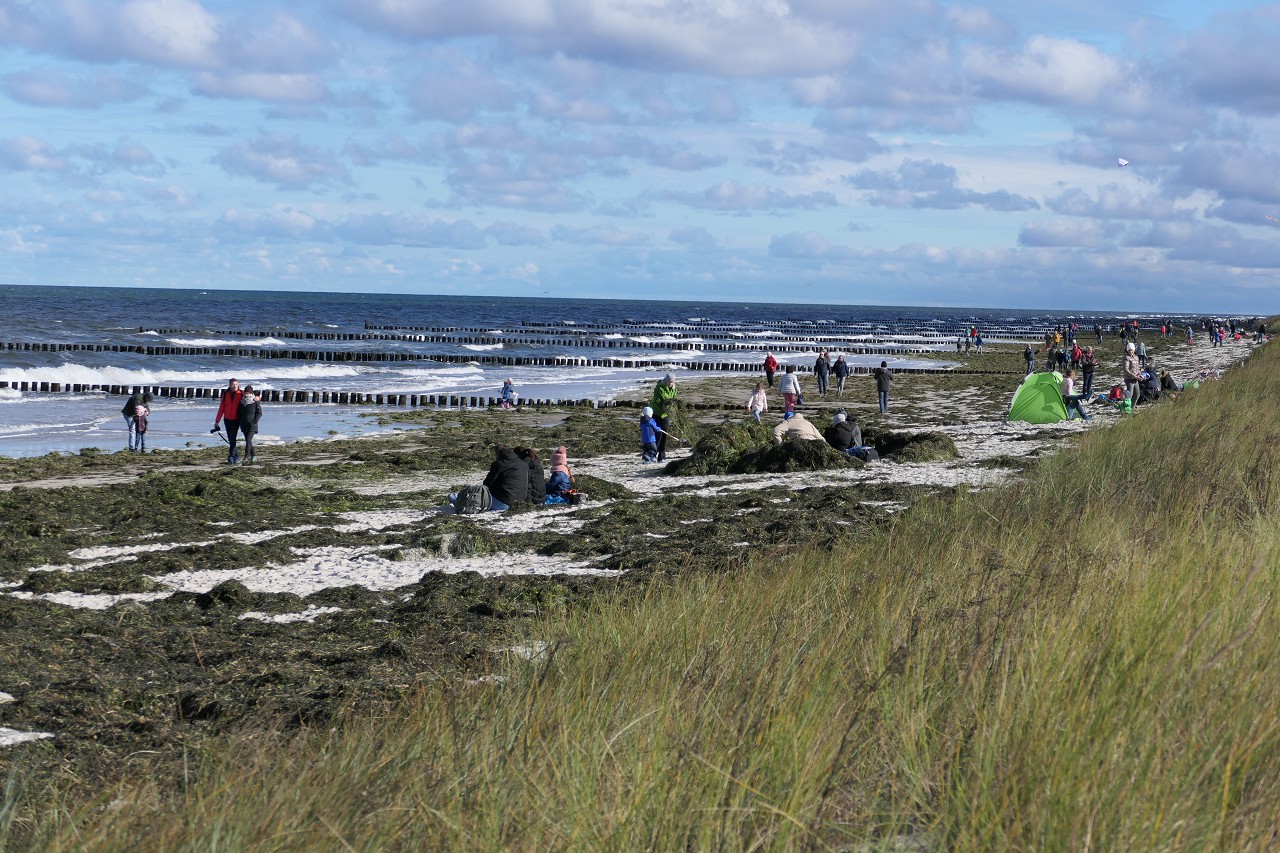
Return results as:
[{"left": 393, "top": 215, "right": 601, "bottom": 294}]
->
[{"left": 1, "top": 0, "right": 1279, "bottom": 312}]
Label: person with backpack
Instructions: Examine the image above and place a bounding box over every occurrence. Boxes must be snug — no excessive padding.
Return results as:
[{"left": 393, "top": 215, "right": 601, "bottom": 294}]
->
[
  {"left": 236, "top": 384, "right": 262, "bottom": 464},
  {"left": 480, "top": 445, "right": 529, "bottom": 509},
  {"left": 872, "top": 361, "right": 893, "bottom": 413},
  {"left": 213, "top": 378, "right": 243, "bottom": 464}
]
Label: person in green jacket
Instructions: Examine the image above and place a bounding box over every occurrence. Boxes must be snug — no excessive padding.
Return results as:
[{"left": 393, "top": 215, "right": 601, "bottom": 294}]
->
[{"left": 651, "top": 373, "right": 678, "bottom": 461}]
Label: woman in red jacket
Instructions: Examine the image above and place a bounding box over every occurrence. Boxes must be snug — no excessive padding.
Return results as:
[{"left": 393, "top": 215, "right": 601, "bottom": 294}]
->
[{"left": 213, "top": 378, "right": 243, "bottom": 464}]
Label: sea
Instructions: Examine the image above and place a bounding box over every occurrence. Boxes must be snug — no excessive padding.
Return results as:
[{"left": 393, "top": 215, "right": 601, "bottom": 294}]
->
[{"left": 0, "top": 285, "right": 1229, "bottom": 458}]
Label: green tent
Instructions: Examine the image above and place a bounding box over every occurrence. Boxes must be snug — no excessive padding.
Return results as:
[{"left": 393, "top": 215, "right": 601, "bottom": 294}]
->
[{"left": 1008, "top": 371, "right": 1068, "bottom": 424}]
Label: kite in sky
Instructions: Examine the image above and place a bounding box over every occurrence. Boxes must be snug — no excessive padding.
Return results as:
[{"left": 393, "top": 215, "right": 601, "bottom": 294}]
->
[
  {"left": 1117, "top": 158, "right": 1129, "bottom": 167},
  {"left": 1267, "top": 215, "right": 1279, "bottom": 223}
]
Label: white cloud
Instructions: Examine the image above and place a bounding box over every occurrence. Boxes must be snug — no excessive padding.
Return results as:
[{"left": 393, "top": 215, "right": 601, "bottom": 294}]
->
[
  {"left": 195, "top": 72, "right": 329, "bottom": 103},
  {"left": 964, "top": 35, "right": 1128, "bottom": 107}
]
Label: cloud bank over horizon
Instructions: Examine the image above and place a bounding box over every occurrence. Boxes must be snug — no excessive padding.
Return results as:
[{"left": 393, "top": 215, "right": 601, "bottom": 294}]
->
[{"left": 0, "top": 0, "right": 1278, "bottom": 311}]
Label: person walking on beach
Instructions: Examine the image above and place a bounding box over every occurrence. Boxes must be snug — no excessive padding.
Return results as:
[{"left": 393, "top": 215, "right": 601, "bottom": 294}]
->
[
  {"left": 832, "top": 355, "right": 850, "bottom": 396},
  {"left": 778, "top": 364, "right": 802, "bottom": 416},
  {"left": 213, "top": 378, "right": 243, "bottom": 464},
  {"left": 1122, "top": 343, "right": 1142, "bottom": 409},
  {"left": 813, "top": 351, "right": 831, "bottom": 396},
  {"left": 872, "top": 361, "right": 893, "bottom": 414},
  {"left": 1136, "top": 340, "right": 1148, "bottom": 368},
  {"left": 1023, "top": 345, "right": 1034, "bottom": 375},
  {"left": 236, "top": 384, "right": 262, "bottom": 464},
  {"left": 763, "top": 352, "right": 778, "bottom": 387},
  {"left": 651, "top": 374, "right": 678, "bottom": 462},
  {"left": 746, "top": 381, "right": 768, "bottom": 423},
  {"left": 500, "top": 379, "right": 518, "bottom": 409},
  {"left": 121, "top": 389, "right": 152, "bottom": 452}
]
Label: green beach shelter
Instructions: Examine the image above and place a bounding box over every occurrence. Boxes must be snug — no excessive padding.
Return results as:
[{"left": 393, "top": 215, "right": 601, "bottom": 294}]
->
[{"left": 1008, "top": 371, "right": 1068, "bottom": 424}]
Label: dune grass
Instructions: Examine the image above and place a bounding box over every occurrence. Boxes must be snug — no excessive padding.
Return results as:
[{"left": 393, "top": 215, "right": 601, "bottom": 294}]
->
[{"left": 10, "top": 343, "right": 1280, "bottom": 850}]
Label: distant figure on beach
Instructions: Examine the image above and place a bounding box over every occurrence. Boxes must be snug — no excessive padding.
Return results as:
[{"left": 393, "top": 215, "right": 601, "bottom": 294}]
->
[
  {"left": 1123, "top": 343, "right": 1142, "bottom": 408},
  {"left": 813, "top": 351, "right": 831, "bottom": 396},
  {"left": 213, "top": 378, "right": 243, "bottom": 464},
  {"left": 1136, "top": 340, "right": 1148, "bottom": 368},
  {"left": 1023, "top": 345, "right": 1034, "bottom": 375},
  {"left": 763, "top": 352, "right": 778, "bottom": 387},
  {"left": 778, "top": 364, "right": 802, "bottom": 415},
  {"left": 1080, "top": 346, "right": 1097, "bottom": 397},
  {"left": 640, "top": 406, "right": 663, "bottom": 463},
  {"left": 121, "top": 389, "right": 152, "bottom": 453},
  {"left": 832, "top": 355, "right": 850, "bottom": 396},
  {"left": 746, "top": 381, "right": 768, "bottom": 423},
  {"left": 134, "top": 403, "right": 150, "bottom": 453},
  {"left": 515, "top": 447, "right": 545, "bottom": 503},
  {"left": 651, "top": 373, "right": 678, "bottom": 462},
  {"left": 501, "top": 379, "right": 518, "bottom": 409},
  {"left": 824, "top": 411, "right": 862, "bottom": 452},
  {"left": 872, "top": 361, "right": 892, "bottom": 413},
  {"left": 772, "top": 412, "right": 824, "bottom": 446},
  {"left": 237, "top": 384, "right": 262, "bottom": 464},
  {"left": 547, "top": 445, "right": 574, "bottom": 495}
]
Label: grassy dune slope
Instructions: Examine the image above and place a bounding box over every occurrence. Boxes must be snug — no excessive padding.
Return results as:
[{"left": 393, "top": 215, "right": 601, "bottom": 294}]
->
[{"left": 14, "top": 341, "right": 1280, "bottom": 850}]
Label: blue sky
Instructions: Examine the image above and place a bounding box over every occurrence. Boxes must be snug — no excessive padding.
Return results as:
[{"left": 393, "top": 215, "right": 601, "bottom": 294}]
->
[{"left": 1, "top": 0, "right": 1279, "bottom": 311}]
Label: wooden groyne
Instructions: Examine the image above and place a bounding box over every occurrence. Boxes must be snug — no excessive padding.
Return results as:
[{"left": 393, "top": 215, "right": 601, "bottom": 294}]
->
[{"left": 0, "top": 365, "right": 1020, "bottom": 407}]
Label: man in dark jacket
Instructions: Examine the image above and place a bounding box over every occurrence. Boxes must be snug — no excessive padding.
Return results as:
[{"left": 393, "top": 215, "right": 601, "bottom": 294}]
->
[
  {"left": 121, "top": 389, "right": 152, "bottom": 452},
  {"left": 824, "top": 412, "right": 862, "bottom": 451},
  {"left": 516, "top": 447, "right": 546, "bottom": 503},
  {"left": 483, "top": 446, "right": 530, "bottom": 509},
  {"left": 872, "top": 361, "right": 892, "bottom": 413}
]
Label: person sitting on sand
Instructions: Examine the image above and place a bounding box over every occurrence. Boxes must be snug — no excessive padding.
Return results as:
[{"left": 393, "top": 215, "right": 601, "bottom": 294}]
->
[
  {"left": 772, "top": 412, "right": 824, "bottom": 446},
  {"left": 481, "top": 445, "right": 529, "bottom": 509},
  {"left": 1160, "top": 370, "right": 1182, "bottom": 395},
  {"left": 547, "top": 445, "right": 574, "bottom": 495},
  {"left": 1061, "top": 370, "right": 1090, "bottom": 421},
  {"left": 746, "top": 381, "right": 768, "bottom": 423},
  {"left": 824, "top": 411, "right": 862, "bottom": 452},
  {"left": 514, "top": 447, "right": 545, "bottom": 503}
]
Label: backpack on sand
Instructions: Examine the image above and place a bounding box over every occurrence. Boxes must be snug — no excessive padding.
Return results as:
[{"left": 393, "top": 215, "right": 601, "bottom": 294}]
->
[{"left": 455, "top": 484, "right": 493, "bottom": 515}]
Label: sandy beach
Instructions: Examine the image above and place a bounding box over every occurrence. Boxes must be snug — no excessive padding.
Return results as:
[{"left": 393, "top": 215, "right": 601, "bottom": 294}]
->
[{"left": 0, "top": 333, "right": 1262, "bottom": 776}]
